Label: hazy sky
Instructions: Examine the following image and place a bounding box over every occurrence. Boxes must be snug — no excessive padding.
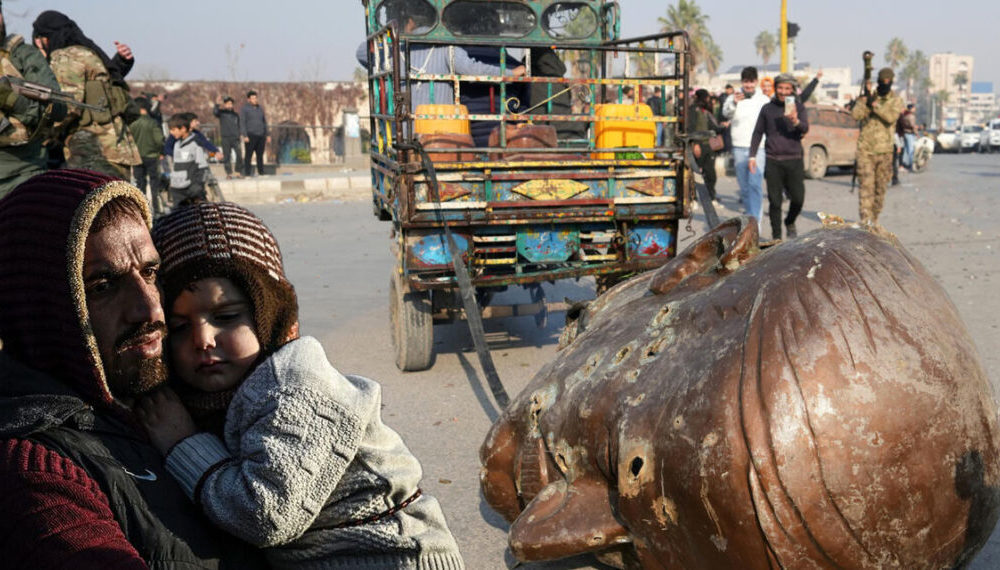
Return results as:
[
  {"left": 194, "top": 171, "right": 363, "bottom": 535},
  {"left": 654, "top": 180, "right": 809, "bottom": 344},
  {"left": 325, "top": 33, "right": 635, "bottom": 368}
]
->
[{"left": 4, "top": 0, "right": 997, "bottom": 89}]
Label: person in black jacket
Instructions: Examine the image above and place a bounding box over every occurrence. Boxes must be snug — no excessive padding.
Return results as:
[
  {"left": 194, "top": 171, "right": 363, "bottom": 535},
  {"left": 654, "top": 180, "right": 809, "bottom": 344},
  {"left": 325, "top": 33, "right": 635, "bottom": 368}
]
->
[
  {"left": 240, "top": 90, "right": 268, "bottom": 176},
  {"left": 748, "top": 73, "right": 809, "bottom": 241},
  {"left": 213, "top": 96, "right": 242, "bottom": 178}
]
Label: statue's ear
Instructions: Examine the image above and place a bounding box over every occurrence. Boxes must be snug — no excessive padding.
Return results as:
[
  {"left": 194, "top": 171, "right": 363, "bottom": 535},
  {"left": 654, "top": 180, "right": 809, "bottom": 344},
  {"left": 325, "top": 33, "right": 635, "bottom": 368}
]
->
[
  {"left": 509, "top": 477, "right": 629, "bottom": 562},
  {"left": 649, "top": 216, "right": 760, "bottom": 296},
  {"left": 480, "top": 418, "right": 522, "bottom": 523}
]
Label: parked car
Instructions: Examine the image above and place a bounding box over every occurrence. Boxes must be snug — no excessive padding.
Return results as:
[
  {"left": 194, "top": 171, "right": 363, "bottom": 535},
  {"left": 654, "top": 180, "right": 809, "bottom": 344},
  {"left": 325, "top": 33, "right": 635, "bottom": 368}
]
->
[
  {"left": 958, "top": 124, "right": 983, "bottom": 152},
  {"left": 802, "top": 104, "right": 859, "bottom": 179},
  {"left": 935, "top": 130, "right": 960, "bottom": 153},
  {"left": 981, "top": 119, "right": 1000, "bottom": 153}
]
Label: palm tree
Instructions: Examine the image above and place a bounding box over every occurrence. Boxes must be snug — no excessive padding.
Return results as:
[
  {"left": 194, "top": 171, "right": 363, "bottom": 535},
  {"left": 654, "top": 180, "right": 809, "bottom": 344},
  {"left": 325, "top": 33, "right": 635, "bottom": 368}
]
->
[
  {"left": 754, "top": 30, "right": 776, "bottom": 68},
  {"left": 899, "top": 50, "right": 928, "bottom": 100},
  {"left": 932, "top": 89, "right": 949, "bottom": 130},
  {"left": 953, "top": 70, "right": 969, "bottom": 125},
  {"left": 884, "top": 38, "right": 908, "bottom": 71},
  {"left": 953, "top": 70, "right": 969, "bottom": 92},
  {"left": 658, "top": 0, "right": 722, "bottom": 76}
]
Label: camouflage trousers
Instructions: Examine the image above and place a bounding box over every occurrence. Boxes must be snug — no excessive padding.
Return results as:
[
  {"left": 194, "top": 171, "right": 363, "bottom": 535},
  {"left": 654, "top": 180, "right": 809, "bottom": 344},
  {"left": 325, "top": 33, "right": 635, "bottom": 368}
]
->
[{"left": 857, "top": 151, "right": 893, "bottom": 225}]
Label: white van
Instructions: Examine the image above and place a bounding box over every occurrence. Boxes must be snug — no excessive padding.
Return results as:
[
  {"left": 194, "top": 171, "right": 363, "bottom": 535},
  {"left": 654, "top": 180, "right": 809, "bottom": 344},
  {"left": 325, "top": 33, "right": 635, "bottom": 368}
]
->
[{"left": 983, "top": 119, "right": 1000, "bottom": 153}]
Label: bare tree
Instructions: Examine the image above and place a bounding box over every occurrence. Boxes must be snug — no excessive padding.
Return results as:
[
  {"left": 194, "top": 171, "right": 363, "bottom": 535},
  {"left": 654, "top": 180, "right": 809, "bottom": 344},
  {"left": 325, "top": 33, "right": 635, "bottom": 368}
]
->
[{"left": 225, "top": 43, "right": 245, "bottom": 82}]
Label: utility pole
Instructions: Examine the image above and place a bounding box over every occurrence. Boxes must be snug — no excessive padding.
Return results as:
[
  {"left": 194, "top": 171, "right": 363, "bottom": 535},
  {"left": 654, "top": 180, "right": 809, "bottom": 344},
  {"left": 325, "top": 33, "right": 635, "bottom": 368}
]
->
[{"left": 780, "top": 0, "right": 788, "bottom": 73}]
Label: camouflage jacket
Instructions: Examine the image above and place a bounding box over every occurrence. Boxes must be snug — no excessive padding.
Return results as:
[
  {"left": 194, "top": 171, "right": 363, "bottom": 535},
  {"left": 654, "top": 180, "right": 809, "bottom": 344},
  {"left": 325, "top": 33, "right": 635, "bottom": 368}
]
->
[
  {"left": 852, "top": 90, "right": 904, "bottom": 155},
  {"left": 49, "top": 45, "right": 139, "bottom": 166},
  {"left": 0, "top": 35, "right": 63, "bottom": 196}
]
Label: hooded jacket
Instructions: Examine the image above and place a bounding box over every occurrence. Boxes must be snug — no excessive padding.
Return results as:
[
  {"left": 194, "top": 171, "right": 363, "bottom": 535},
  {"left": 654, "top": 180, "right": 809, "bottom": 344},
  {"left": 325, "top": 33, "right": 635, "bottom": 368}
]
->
[{"left": 0, "top": 169, "right": 263, "bottom": 569}]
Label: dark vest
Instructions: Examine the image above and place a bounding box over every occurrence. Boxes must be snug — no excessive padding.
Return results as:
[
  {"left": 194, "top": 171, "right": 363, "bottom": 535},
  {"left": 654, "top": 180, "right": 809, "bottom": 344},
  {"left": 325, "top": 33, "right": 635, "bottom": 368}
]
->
[{"left": 30, "top": 413, "right": 266, "bottom": 570}]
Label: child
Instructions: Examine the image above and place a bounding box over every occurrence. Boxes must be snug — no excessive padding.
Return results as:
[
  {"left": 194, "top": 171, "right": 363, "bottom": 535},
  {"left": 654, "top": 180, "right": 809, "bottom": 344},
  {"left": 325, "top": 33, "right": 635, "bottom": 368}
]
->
[
  {"left": 167, "top": 115, "right": 209, "bottom": 207},
  {"left": 137, "top": 202, "right": 464, "bottom": 569},
  {"left": 165, "top": 112, "right": 221, "bottom": 158}
]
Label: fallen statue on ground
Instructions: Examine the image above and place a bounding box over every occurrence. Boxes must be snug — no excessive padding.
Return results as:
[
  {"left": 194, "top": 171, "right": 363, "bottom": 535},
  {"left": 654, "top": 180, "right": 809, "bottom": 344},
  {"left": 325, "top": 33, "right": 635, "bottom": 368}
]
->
[{"left": 480, "top": 217, "right": 1000, "bottom": 569}]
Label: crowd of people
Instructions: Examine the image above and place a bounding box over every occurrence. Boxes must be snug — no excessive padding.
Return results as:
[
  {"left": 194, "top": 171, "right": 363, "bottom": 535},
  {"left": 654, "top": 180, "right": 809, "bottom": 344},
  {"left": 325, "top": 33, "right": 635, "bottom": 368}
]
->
[
  {"left": 0, "top": 8, "right": 273, "bottom": 219},
  {"left": 677, "top": 63, "right": 909, "bottom": 240}
]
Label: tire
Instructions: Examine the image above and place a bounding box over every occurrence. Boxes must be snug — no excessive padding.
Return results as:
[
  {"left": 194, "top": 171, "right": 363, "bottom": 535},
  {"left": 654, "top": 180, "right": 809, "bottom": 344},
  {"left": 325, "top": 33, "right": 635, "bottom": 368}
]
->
[
  {"left": 804, "top": 146, "right": 828, "bottom": 180},
  {"left": 390, "top": 272, "right": 434, "bottom": 371}
]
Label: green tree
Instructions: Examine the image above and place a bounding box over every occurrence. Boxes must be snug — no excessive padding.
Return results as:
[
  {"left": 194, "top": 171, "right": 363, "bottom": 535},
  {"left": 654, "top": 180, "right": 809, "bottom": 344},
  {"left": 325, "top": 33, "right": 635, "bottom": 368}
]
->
[
  {"left": 932, "top": 89, "right": 949, "bottom": 130},
  {"left": 953, "top": 70, "right": 969, "bottom": 92},
  {"left": 754, "top": 30, "right": 776, "bottom": 68},
  {"left": 884, "top": 37, "right": 908, "bottom": 70},
  {"left": 658, "top": 0, "right": 722, "bottom": 75},
  {"left": 899, "top": 50, "right": 928, "bottom": 99}
]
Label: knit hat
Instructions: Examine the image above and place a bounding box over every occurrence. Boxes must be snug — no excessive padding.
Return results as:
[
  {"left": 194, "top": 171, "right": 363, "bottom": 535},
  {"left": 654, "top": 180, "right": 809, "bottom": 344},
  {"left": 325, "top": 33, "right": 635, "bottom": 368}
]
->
[
  {"left": 774, "top": 73, "right": 797, "bottom": 87},
  {"left": 878, "top": 67, "right": 894, "bottom": 82},
  {"left": 0, "top": 169, "right": 151, "bottom": 410},
  {"left": 151, "top": 202, "right": 299, "bottom": 360}
]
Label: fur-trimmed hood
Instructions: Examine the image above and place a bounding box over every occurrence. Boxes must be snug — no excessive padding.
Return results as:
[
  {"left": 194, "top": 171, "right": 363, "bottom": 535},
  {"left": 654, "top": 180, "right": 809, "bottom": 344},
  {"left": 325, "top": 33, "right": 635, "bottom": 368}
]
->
[{"left": 0, "top": 169, "right": 151, "bottom": 411}]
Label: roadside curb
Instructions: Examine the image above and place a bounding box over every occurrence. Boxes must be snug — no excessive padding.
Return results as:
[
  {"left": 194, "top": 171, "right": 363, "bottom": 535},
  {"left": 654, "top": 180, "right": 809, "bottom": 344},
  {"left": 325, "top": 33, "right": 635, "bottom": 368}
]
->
[{"left": 216, "top": 174, "right": 372, "bottom": 204}]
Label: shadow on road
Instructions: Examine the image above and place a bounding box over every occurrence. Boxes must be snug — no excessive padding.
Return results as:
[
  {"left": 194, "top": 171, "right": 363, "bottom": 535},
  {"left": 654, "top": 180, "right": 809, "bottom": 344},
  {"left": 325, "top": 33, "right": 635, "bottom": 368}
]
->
[{"left": 456, "top": 352, "right": 502, "bottom": 423}]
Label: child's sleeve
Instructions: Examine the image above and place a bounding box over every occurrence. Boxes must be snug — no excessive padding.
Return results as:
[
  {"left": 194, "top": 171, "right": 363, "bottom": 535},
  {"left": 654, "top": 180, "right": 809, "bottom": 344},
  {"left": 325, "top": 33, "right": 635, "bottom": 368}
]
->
[{"left": 165, "top": 375, "right": 367, "bottom": 548}]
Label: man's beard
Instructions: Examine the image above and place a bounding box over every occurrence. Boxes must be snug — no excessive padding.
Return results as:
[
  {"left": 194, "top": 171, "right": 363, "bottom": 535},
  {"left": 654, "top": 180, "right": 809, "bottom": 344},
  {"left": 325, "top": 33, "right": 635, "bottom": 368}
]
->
[{"left": 107, "top": 321, "right": 168, "bottom": 398}]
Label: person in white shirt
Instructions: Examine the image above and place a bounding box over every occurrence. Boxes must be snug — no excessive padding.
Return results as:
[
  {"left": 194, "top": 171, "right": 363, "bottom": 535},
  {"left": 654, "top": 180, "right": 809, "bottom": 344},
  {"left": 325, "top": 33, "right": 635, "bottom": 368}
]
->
[{"left": 722, "top": 66, "right": 770, "bottom": 232}]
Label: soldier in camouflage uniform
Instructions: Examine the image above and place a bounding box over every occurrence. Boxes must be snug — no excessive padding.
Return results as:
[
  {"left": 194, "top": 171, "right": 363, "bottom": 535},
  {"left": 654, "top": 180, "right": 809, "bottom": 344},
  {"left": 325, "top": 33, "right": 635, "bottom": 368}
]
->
[
  {"left": 851, "top": 67, "right": 903, "bottom": 226},
  {"left": 31, "top": 11, "right": 139, "bottom": 179},
  {"left": 0, "top": 6, "right": 65, "bottom": 196}
]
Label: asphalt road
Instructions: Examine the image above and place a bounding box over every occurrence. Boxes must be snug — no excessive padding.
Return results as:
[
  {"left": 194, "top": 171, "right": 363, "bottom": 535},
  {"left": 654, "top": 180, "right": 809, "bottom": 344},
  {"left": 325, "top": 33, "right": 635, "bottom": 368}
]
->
[{"left": 249, "top": 151, "right": 1000, "bottom": 569}]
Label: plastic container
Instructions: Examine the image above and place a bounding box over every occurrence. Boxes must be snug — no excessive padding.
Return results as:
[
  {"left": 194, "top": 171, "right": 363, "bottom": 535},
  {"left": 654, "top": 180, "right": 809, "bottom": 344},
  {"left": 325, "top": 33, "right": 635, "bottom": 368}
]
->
[
  {"left": 413, "top": 104, "right": 471, "bottom": 136},
  {"left": 591, "top": 103, "right": 656, "bottom": 159}
]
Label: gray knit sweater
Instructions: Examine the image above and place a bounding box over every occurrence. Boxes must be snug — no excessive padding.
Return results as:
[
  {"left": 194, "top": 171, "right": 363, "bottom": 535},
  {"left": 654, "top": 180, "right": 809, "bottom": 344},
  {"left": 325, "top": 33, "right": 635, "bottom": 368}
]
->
[{"left": 165, "top": 337, "right": 465, "bottom": 570}]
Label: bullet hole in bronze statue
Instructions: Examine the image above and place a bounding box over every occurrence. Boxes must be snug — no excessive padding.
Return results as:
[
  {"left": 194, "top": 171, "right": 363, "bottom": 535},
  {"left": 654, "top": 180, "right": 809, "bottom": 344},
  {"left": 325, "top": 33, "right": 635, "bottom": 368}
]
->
[
  {"left": 614, "top": 346, "right": 631, "bottom": 364},
  {"left": 652, "top": 305, "right": 672, "bottom": 327},
  {"left": 556, "top": 453, "right": 568, "bottom": 472},
  {"left": 642, "top": 338, "right": 665, "bottom": 361},
  {"left": 630, "top": 457, "right": 644, "bottom": 478}
]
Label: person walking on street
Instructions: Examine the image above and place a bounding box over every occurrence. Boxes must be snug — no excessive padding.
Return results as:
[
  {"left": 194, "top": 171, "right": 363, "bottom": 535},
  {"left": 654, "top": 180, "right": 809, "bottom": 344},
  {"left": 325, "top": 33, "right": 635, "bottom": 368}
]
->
[
  {"left": 722, "top": 66, "right": 770, "bottom": 231},
  {"left": 690, "top": 88, "right": 723, "bottom": 207},
  {"left": 241, "top": 90, "right": 268, "bottom": 177},
  {"left": 129, "top": 96, "right": 165, "bottom": 215},
  {"left": 852, "top": 67, "right": 904, "bottom": 226},
  {"left": 749, "top": 73, "right": 809, "bottom": 241},
  {"left": 213, "top": 95, "right": 242, "bottom": 178},
  {"left": 898, "top": 103, "right": 917, "bottom": 170}
]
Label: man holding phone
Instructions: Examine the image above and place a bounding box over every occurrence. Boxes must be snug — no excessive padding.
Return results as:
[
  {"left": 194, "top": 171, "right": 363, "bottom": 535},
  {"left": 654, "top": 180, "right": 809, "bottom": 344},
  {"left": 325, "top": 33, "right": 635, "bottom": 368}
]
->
[
  {"left": 722, "top": 66, "right": 771, "bottom": 232},
  {"left": 748, "top": 73, "right": 809, "bottom": 241}
]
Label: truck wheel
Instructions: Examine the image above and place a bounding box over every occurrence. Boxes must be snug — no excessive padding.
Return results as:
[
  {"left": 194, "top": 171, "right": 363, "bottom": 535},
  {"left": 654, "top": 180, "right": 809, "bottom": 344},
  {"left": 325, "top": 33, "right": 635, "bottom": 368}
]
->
[
  {"left": 805, "top": 146, "right": 828, "bottom": 180},
  {"left": 390, "top": 272, "right": 434, "bottom": 371}
]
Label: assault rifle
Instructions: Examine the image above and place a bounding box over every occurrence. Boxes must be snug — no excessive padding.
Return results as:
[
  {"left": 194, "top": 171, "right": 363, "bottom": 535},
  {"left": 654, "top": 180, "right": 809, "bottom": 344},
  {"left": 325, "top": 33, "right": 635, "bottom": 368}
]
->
[{"left": 2, "top": 75, "right": 106, "bottom": 112}]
